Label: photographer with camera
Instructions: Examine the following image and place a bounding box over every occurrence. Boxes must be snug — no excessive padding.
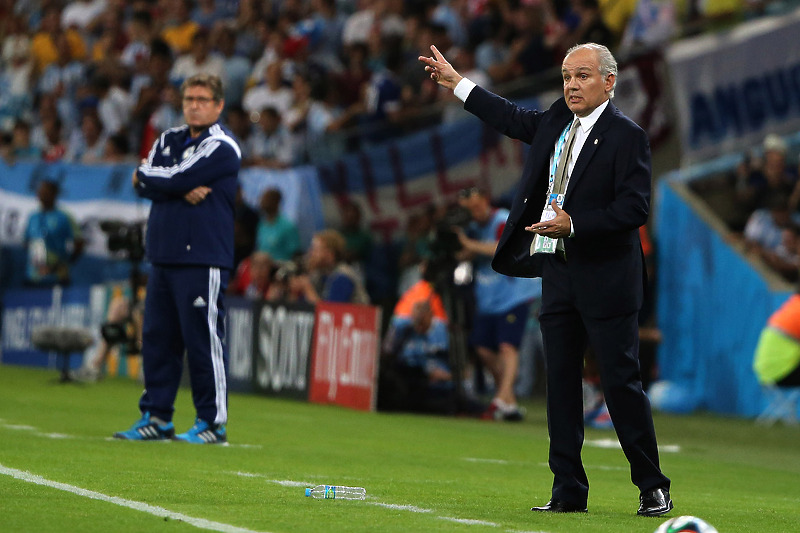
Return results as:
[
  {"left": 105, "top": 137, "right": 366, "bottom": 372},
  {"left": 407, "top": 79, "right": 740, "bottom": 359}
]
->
[
  {"left": 73, "top": 280, "right": 146, "bottom": 382},
  {"left": 289, "top": 229, "right": 370, "bottom": 305},
  {"left": 455, "top": 187, "right": 541, "bottom": 421},
  {"left": 378, "top": 300, "right": 455, "bottom": 414}
]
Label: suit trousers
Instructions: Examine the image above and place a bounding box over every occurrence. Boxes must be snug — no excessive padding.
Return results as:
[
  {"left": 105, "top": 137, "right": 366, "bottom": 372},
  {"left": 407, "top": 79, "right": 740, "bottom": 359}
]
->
[
  {"left": 139, "top": 264, "right": 230, "bottom": 425},
  {"left": 538, "top": 256, "right": 669, "bottom": 505}
]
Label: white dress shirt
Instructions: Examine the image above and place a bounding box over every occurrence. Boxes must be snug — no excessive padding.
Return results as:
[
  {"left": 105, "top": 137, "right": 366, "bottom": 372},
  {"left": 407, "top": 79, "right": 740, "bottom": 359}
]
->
[{"left": 454, "top": 78, "right": 611, "bottom": 237}]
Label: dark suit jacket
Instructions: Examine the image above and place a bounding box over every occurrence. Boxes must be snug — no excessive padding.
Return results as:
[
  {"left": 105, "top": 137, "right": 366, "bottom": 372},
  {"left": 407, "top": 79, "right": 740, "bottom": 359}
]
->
[{"left": 464, "top": 86, "right": 651, "bottom": 318}]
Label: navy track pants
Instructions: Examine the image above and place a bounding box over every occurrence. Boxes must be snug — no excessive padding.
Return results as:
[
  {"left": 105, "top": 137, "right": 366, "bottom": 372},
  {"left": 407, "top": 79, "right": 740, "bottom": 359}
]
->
[{"left": 139, "top": 264, "right": 229, "bottom": 425}]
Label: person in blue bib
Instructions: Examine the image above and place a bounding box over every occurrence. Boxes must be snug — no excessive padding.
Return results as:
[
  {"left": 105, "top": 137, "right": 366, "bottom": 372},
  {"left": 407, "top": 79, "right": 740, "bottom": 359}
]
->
[
  {"left": 457, "top": 187, "right": 541, "bottom": 421},
  {"left": 24, "top": 179, "right": 83, "bottom": 287}
]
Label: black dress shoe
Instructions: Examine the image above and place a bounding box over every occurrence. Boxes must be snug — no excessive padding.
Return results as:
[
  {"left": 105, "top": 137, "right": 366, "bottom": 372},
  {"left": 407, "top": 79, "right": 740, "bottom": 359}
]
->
[
  {"left": 637, "top": 488, "right": 673, "bottom": 516},
  {"left": 531, "top": 499, "right": 588, "bottom": 513}
]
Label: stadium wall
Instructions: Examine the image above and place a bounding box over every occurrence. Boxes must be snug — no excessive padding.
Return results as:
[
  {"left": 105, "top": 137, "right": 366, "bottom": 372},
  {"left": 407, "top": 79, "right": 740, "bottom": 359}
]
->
[{"left": 655, "top": 173, "right": 794, "bottom": 418}]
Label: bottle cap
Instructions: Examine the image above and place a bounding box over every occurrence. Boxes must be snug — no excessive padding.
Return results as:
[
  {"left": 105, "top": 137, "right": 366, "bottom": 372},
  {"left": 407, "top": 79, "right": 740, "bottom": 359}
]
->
[{"left": 305, "top": 488, "right": 311, "bottom": 497}]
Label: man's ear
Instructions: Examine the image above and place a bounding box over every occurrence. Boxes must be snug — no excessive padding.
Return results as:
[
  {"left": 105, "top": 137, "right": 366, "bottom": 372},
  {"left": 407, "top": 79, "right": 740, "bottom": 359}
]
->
[{"left": 605, "top": 74, "right": 615, "bottom": 93}]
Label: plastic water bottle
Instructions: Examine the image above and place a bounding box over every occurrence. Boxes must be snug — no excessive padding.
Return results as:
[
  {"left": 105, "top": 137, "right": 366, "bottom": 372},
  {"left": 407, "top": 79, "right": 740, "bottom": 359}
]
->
[{"left": 304, "top": 485, "right": 366, "bottom": 500}]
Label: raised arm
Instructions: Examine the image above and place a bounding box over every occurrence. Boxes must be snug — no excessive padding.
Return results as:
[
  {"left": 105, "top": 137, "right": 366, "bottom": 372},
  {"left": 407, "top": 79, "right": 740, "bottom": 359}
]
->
[{"left": 418, "top": 45, "right": 463, "bottom": 91}]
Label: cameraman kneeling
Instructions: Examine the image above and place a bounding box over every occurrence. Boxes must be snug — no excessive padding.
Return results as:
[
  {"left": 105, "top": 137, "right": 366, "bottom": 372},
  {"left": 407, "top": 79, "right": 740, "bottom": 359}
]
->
[{"left": 378, "top": 300, "right": 456, "bottom": 414}]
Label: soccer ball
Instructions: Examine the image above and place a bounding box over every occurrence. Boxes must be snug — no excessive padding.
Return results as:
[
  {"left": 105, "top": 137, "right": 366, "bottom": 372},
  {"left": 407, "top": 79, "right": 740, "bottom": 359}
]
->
[{"left": 655, "top": 515, "right": 718, "bottom": 533}]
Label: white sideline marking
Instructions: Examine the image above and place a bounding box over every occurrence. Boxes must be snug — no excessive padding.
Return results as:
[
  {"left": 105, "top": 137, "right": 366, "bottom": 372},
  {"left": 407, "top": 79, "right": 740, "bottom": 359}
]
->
[
  {"left": 463, "top": 457, "right": 512, "bottom": 465},
  {"left": 439, "top": 516, "right": 499, "bottom": 527},
  {"left": 0, "top": 464, "right": 269, "bottom": 533},
  {"left": 368, "top": 502, "right": 432, "bottom": 513},
  {"left": 4, "top": 424, "right": 36, "bottom": 431},
  {"left": 1, "top": 421, "right": 76, "bottom": 440},
  {"left": 232, "top": 472, "right": 312, "bottom": 487},
  {"left": 585, "top": 438, "right": 681, "bottom": 453}
]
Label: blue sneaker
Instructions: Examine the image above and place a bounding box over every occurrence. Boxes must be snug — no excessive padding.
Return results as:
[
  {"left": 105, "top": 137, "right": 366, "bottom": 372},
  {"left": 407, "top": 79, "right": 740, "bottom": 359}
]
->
[
  {"left": 113, "top": 412, "right": 175, "bottom": 440},
  {"left": 174, "top": 418, "right": 227, "bottom": 445}
]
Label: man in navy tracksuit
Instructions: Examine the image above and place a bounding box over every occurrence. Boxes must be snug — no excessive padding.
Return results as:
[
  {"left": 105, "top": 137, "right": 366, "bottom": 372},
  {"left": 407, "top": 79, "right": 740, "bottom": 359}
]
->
[{"left": 114, "top": 74, "right": 240, "bottom": 444}]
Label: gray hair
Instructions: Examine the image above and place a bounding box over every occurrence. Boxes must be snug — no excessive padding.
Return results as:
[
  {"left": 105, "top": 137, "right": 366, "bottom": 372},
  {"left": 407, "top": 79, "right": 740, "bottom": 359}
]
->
[
  {"left": 565, "top": 43, "right": 618, "bottom": 98},
  {"left": 181, "top": 73, "right": 224, "bottom": 102}
]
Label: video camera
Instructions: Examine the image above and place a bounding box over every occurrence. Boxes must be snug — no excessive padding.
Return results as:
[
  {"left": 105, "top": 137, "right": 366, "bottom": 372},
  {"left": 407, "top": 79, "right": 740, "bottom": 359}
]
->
[
  {"left": 272, "top": 258, "right": 305, "bottom": 284},
  {"left": 425, "top": 204, "right": 471, "bottom": 283},
  {"left": 99, "top": 220, "right": 145, "bottom": 262}
]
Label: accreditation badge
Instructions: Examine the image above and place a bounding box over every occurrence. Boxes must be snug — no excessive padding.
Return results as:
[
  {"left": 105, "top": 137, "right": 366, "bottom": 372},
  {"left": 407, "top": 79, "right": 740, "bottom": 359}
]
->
[{"left": 530, "top": 193, "right": 564, "bottom": 255}]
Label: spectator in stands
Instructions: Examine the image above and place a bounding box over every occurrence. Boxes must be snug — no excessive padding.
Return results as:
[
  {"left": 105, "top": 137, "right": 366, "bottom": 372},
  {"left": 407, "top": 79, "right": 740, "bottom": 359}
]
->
[
  {"left": 245, "top": 106, "right": 296, "bottom": 168},
  {"left": 147, "top": 84, "right": 185, "bottom": 141},
  {"left": 10, "top": 120, "right": 41, "bottom": 161},
  {"left": 307, "top": 0, "right": 348, "bottom": 72},
  {"left": 37, "top": 114, "right": 67, "bottom": 163},
  {"left": 397, "top": 206, "right": 435, "bottom": 295},
  {"left": 430, "top": 0, "right": 469, "bottom": 47},
  {"left": 89, "top": 8, "right": 127, "bottom": 67},
  {"left": 224, "top": 104, "right": 254, "bottom": 160},
  {"left": 161, "top": 0, "right": 200, "bottom": 55},
  {"left": 378, "top": 299, "right": 455, "bottom": 413},
  {"left": 37, "top": 32, "right": 86, "bottom": 131},
  {"left": 214, "top": 24, "right": 252, "bottom": 109},
  {"left": 61, "top": 0, "right": 107, "bottom": 32},
  {"left": 192, "top": 0, "right": 227, "bottom": 29},
  {"left": 0, "top": 130, "right": 12, "bottom": 164},
  {"left": 247, "top": 19, "right": 286, "bottom": 87},
  {"left": 743, "top": 198, "right": 800, "bottom": 282},
  {"left": 120, "top": 10, "right": 153, "bottom": 72},
  {"left": 401, "top": 21, "right": 451, "bottom": 113},
  {"left": 339, "top": 200, "right": 373, "bottom": 269},
  {"left": 558, "top": 0, "right": 615, "bottom": 54},
  {"left": 485, "top": 1, "right": 555, "bottom": 83},
  {"left": 92, "top": 72, "right": 133, "bottom": 136},
  {"left": 66, "top": 111, "right": 108, "bottom": 164},
  {"left": 474, "top": 12, "right": 511, "bottom": 78},
  {"left": 243, "top": 60, "right": 294, "bottom": 117},
  {"left": 31, "top": 6, "right": 87, "bottom": 73},
  {"left": 102, "top": 132, "right": 134, "bottom": 163},
  {"left": 255, "top": 188, "right": 301, "bottom": 262},
  {"left": 229, "top": 0, "right": 268, "bottom": 61},
  {"left": 170, "top": 28, "right": 226, "bottom": 87},
  {"left": 456, "top": 187, "right": 541, "bottom": 421},
  {"left": 0, "top": 19, "right": 33, "bottom": 129},
  {"left": 342, "top": 0, "right": 405, "bottom": 48},
  {"left": 229, "top": 251, "right": 274, "bottom": 300},
  {"left": 737, "top": 134, "right": 797, "bottom": 214},
  {"left": 233, "top": 185, "right": 259, "bottom": 270},
  {"left": 335, "top": 42, "right": 372, "bottom": 110},
  {"left": 24, "top": 179, "right": 84, "bottom": 287},
  {"left": 359, "top": 41, "right": 405, "bottom": 140},
  {"left": 131, "top": 40, "right": 176, "bottom": 157},
  {"left": 291, "top": 228, "right": 370, "bottom": 304},
  {"left": 440, "top": 45, "right": 490, "bottom": 123}
]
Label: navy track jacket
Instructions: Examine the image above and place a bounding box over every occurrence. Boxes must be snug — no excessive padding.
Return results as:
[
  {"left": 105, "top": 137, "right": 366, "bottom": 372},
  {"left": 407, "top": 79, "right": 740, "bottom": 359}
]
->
[{"left": 135, "top": 123, "right": 241, "bottom": 270}]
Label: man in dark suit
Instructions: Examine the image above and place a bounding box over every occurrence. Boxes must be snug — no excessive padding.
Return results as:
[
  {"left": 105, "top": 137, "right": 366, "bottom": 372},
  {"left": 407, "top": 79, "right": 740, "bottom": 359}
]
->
[{"left": 419, "top": 43, "right": 672, "bottom": 516}]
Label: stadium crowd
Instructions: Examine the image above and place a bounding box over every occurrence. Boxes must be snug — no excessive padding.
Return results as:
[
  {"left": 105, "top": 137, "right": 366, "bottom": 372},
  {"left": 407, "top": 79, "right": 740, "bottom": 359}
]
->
[
  {"left": 691, "top": 133, "right": 800, "bottom": 283},
  {"left": 5, "top": 0, "right": 800, "bottom": 414},
  {"left": 0, "top": 0, "right": 777, "bottom": 168}
]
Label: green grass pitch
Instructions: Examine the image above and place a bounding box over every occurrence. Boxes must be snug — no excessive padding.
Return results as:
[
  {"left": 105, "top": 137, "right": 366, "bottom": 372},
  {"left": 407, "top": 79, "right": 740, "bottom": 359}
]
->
[{"left": 1, "top": 364, "right": 798, "bottom": 532}]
